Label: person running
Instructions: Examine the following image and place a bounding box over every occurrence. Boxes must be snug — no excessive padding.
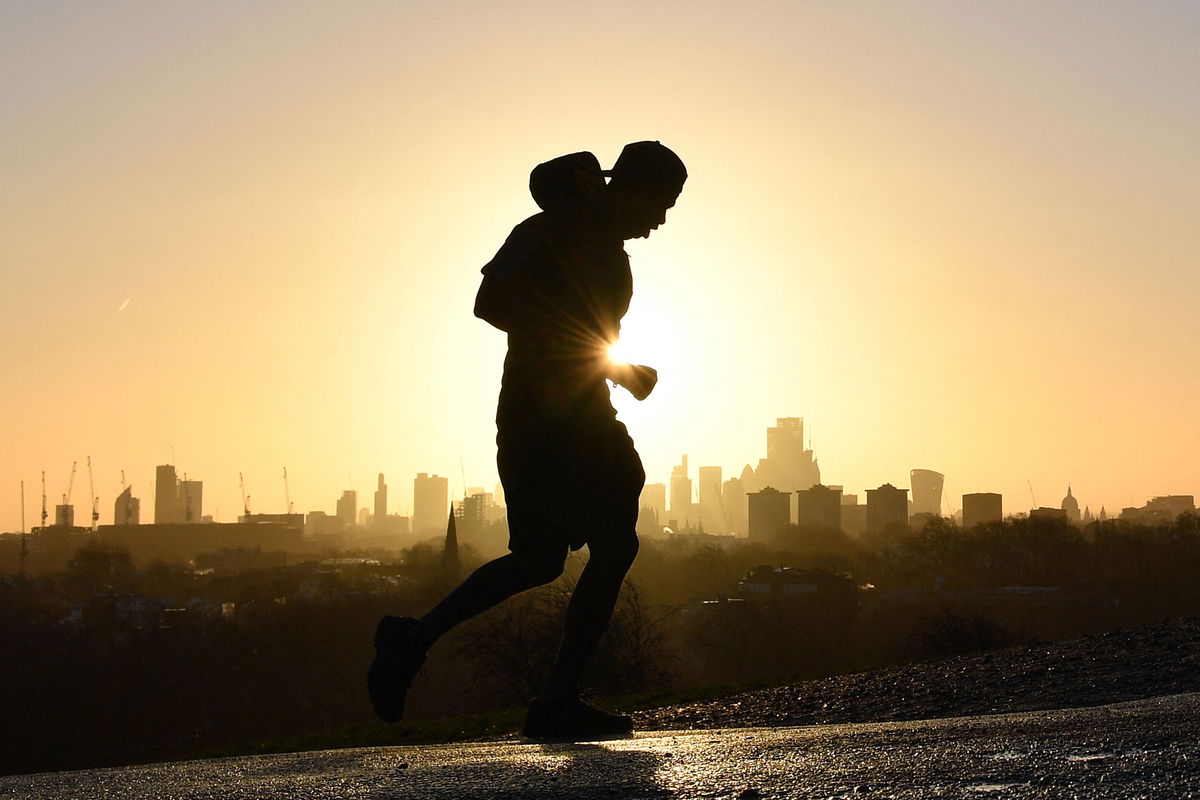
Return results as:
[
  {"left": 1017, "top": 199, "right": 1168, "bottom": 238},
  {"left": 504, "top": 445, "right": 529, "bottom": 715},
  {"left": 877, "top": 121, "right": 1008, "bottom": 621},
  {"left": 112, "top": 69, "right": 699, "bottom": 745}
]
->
[{"left": 368, "top": 141, "right": 686, "bottom": 739}]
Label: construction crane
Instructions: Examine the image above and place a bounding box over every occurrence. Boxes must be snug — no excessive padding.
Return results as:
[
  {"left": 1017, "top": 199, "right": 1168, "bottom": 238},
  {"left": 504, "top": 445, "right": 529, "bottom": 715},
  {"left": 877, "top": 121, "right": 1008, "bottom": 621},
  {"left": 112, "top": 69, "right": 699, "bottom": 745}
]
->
[
  {"left": 239, "top": 472, "right": 251, "bottom": 520},
  {"left": 283, "top": 467, "right": 294, "bottom": 515},
  {"left": 1027, "top": 479, "right": 1038, "bottom": 509},
  {"left": 119, "top": 470, "right": 133, "bottom": 525},
  {"left": 63, "top": 460, "right": 77, "bottom": 508},
  {"left": 87, "top": 456, "right": 99, "bottom": 531}
]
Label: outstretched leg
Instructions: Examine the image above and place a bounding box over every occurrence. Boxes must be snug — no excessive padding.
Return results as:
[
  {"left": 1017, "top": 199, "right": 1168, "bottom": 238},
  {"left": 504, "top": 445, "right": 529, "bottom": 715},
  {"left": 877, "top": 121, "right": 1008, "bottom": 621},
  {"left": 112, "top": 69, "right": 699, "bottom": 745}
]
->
[
  {"left": 411, "top": 543, "right": 568, "bottom": 651},
  {"left": 369, "top": 543, "right": 566, "bottom": 723}
]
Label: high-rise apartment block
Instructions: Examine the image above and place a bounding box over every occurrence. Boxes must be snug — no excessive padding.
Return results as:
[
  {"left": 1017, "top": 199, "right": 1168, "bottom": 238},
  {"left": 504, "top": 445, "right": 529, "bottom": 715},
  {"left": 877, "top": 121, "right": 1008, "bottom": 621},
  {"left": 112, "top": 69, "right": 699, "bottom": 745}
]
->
[
  {"left": 865, "top": 483, "right": 908, "bottom": 535},
  {"left": 796, "top": 484, "right": 843, "bottom": 531},
  {"left": 748, "top": 487, "right": 790, "bottom": 541},
  {"left": 962, "top": 492, "right": 1003, "bottom": 528},
  {"left": 414, "top": 473, "right": 449, "bottom": 535}
]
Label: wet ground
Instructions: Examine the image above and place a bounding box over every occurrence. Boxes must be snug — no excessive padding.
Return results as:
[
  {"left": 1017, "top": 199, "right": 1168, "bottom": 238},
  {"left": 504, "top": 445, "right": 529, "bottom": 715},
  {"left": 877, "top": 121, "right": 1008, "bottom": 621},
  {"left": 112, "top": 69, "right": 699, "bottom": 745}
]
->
[{"left": 4, "top": 693, "right": 1197, "bottom": 799}]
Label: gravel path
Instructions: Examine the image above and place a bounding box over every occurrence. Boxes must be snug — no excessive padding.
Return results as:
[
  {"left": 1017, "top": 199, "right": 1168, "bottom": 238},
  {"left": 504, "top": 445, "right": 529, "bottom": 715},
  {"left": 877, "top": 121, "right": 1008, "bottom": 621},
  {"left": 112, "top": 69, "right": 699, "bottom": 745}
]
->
[{"left": 635, "top": 616, "right": 1200, "bottom": 731}]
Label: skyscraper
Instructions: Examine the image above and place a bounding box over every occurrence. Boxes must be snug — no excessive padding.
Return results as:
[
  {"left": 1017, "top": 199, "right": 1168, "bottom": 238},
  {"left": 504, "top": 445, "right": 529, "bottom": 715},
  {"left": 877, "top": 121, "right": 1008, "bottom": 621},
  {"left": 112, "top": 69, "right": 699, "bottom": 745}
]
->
[
  {"left": 414, "top": 473, "right": 449, "bottom": 536},
  {"left": 336, "top": 490, "right": 357, "bottom": 529},
  {"left": 374, "top": 473, "right": 388, "bottom": 529},
  {"left": 866, "top": 483, "right": 908, "bottom": 535},
  {"left": 698, "top": 466, "right": 724, "bottom": 533},
  {"left": 748, "top": 487, "right": 790, "bottom": 541},
  {"left": 669, "top": 455, "right": 693, "bottom": 527},
  {"left": 154, "top": 465, "right": 181, "bottom": 524},
  {"left": 180, "top": 479, "right": 203, "bottom": 524},
  {"left": 722, "top": 476, "right": 747, "bottom": 536},
  {"left": 910, "top": 469, "right": 944, "bottom": 517},
  {"left": 114, "top": 485, "right": 140, "bottom": 526},
  {"left": 754, "top": 418, "right": 821, "bottom": 496}
]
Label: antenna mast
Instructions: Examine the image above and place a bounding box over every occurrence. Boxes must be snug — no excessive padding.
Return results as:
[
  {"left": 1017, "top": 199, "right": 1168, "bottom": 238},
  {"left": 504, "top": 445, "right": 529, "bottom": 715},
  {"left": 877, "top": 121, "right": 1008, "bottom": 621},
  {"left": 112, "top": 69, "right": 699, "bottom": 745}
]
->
[{"left": 40, "top": 471, "right": 47, "bottom": 529}]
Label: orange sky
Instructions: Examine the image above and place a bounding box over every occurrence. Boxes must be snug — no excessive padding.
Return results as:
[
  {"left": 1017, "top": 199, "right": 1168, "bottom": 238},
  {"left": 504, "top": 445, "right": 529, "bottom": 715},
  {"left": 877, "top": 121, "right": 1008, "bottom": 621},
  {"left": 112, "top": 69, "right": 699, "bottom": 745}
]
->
[{"left": 3, "top": 2, "right": 1198, "bottom": 529}]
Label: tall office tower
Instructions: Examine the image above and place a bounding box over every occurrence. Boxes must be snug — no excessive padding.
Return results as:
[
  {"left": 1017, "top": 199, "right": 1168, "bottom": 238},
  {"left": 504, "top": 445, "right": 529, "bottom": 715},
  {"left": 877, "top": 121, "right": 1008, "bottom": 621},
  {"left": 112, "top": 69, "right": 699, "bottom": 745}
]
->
[
  {"left": 865, "top": 483, "right": 909, "bottom": 535},
  {"left": 374, "top": 474, "right": 388, "bottom": 528},
  {"left": 910, "top": 469, "right": 944, "bottom": 517},
  {"left": 698, "top": 466, "right": 724, "bottom": 533},
  {"left": 1060, "top": 486, "right": 1081, "bottom": 523},
  {"left": 154, "top": 464, "right": 181, "bottom": 524},
  {"left": 336, "top": 490, "right": 357, "bottom": 529},
  {"left": 669, "top": 455, "right": 693, "bottom": 526},
  {"left": 962, "top": 492, "right": 1003, "bottom": 528},
  {"left": 180, "top": 480, "right": 203, "bottom": 523},
  {"left": 797, "top": 484, "right": 843, "bottom": 530},
  {"left": 114, "top": 486, "right": 140, "bottom": 526},
  {"left": 739, "top": 463, "right": 761, "bottom": 494},
  {"left": 747, "top": 487, "right": 790, "bottom": 541},
  {"left": 413, "top": 473, "right": 449, "bottom": 535},
  {"left": 722, "top": 476, "right": 747, "bottom": 536},
  {"left": 757, "top": 418, "right": 821, "bottom": 493},
  {"left": 639, "top": 483, "right": 667, "bottom": 522}
]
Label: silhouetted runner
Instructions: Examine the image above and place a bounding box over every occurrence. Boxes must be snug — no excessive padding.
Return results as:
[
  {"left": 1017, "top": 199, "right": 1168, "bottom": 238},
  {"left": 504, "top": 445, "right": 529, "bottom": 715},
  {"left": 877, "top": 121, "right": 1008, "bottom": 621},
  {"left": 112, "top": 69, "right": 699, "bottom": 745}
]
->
[{"left": 369, "top": 141, "right": 686, "bottom": 739}]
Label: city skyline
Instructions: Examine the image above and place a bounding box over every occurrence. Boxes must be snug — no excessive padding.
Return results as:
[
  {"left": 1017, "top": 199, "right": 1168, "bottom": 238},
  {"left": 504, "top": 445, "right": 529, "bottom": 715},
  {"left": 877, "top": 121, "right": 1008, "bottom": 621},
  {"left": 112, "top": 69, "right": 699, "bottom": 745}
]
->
[
  {"left": 4, "top": 3, "right": 1198, "bottom": 532},
  {"left": 6, "top": 414, "right": 1187, "bottom": 533}
]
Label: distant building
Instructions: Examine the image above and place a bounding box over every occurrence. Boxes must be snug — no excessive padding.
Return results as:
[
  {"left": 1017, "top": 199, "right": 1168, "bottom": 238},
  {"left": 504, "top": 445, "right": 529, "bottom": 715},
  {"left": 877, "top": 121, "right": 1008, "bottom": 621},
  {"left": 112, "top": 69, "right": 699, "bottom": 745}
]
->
[
  {"left": 748, "top": 487, "right": 790, "bottom": 541},
  {"left": 962, "top": 492, "right": 1003, "bottom": 528},
  {"left": 840, "top": 497, "right": 867, "bottom": 537},
  {"left": 753, "top": 418, "right": 821, "bottom": 495},
  {"left": 336, "top": 490, "right": 357, "bottom": 529},
  {"left": 1030, "top": 507, "right": 1068, "bottom": 521},
  {"left": 1120, "top": 495, "right": 1196, "bottom": 525},
  {"left": 456, "top": 492, "right": 488, "bottom": 542},
  {"left": 155, "top": 465, "right": 181, "bottom": 524},
  {"left": 796, "top": 484, "right": 842, "bottom": 530},
  {"left": 180, "top": 480, "right": 203, "bottom": 524},
  {"left": 1060, "top": 486, "right": 1081, "bottom": 523},
  {"left": 638, "top": 483, "right": 667, "bottom": 534},
  {"left": 54, "top": 503, "right": 75, "bottom": 528},
  {"left": 865, "top": 483, "right": 908, "bottom": 535},
  {"left": 374, "top": 474, "right": 388, "bottom": 529},
  {"left": 722, "top": 476, "right": 747, "bottom": 537},
  {"left": 413, "top": 473, "right": 449, "bottom": 535},
  {"left": 114, "top": 486, "right": 140, "bottom": 526},
  {"left": 669, "top": 455, "right": 694, "bottom": 527},
  {"left": 910, "top": 469, "right": 944, "bottom": 517},
  {"left": 698, "top": 466, "right": 724, "bottom": 533}
]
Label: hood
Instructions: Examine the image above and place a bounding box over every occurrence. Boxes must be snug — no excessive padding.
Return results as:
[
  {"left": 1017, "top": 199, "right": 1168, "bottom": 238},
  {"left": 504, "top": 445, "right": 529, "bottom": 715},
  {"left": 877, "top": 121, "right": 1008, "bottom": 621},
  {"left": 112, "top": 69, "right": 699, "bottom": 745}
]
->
[{"left": 529, "top": 151, "right": 606, "bottom": 213}]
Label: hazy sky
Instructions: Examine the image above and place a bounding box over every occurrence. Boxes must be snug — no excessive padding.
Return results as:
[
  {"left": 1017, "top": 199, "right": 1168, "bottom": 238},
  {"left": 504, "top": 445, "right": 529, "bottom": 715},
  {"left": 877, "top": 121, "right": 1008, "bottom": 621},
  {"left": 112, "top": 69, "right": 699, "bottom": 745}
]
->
[{"left": 3, "top": 1, "right": 1198, "bottom": 529}]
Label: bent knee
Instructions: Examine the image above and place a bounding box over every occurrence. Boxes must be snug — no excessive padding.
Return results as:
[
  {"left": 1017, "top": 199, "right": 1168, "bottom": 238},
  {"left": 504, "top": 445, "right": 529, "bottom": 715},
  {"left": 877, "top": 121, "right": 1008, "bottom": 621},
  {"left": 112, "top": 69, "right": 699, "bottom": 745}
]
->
[
  {"left": 593, "top": 532, "right": 639, "bottom": 571},
  {"left": 516, "top": 547, "right": 567, "bottom": 586}
]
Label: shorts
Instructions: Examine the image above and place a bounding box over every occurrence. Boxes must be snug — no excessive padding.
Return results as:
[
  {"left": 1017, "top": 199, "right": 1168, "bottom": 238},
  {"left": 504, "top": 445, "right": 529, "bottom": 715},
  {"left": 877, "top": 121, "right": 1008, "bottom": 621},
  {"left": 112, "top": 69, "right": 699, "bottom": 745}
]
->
[{"left": 497, "top": 413, "right": 645, "bottom": 553}]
